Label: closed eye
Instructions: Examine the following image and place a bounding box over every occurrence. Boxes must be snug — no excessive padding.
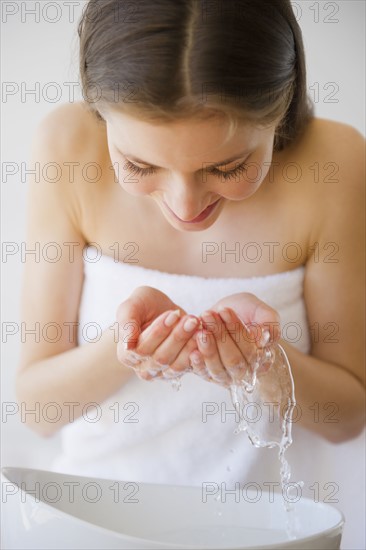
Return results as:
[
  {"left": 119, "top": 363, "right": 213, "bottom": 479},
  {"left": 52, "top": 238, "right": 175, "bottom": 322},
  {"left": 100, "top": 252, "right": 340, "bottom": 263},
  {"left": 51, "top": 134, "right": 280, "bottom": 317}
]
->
[
  {"left": 122, "top": 159, "right": 249, "bottom": 181},
  {"left": 123, "top": 159, "right": 157, "bottom": 177},
  {"left": 207, "top": 161, "right": 249, "bottom": 181}
]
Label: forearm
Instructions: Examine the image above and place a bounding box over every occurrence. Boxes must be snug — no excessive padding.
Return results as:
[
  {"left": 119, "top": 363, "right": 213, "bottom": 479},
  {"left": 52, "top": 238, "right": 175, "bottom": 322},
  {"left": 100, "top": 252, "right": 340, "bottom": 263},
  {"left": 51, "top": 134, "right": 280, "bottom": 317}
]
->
[
  {"left": 15, "top": 327, "right": 134, "bottom": 437},
  {"left": 279, "top": 338, "right": 365, "bottom": 442}
]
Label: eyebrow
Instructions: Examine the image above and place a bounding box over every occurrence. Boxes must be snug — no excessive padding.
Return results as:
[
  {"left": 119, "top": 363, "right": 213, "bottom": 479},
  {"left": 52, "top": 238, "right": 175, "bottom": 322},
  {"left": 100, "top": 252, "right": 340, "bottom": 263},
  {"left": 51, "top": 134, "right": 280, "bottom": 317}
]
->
[{"left": 117, "top": 148, "right": 252, "bottom": 169}]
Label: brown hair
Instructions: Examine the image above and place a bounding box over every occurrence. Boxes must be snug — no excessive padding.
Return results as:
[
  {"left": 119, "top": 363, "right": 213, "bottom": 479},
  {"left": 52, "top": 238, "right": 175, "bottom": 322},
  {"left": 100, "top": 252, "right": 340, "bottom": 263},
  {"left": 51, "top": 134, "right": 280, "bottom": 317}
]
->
[{"left": 78, "top": 0, "right": 314, "bottom": 151}]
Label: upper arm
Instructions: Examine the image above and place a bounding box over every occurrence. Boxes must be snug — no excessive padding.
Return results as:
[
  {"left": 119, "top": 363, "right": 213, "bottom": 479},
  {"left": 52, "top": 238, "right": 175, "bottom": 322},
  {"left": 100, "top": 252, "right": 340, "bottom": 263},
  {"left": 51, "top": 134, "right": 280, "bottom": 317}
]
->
[
  {"left": 17, "top": 105, "right": 88, "bottom": 373},
  {"left": 304, "top": 123, "right": 365, "bottom": 386}
]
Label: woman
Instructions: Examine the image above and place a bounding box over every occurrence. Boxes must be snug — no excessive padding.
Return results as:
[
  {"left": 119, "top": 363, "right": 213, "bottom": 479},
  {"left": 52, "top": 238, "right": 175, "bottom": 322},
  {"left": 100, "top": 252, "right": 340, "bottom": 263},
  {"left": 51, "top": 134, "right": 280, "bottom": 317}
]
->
[{"left": 16, "top": 0, "right": 364, "bottom": 500}]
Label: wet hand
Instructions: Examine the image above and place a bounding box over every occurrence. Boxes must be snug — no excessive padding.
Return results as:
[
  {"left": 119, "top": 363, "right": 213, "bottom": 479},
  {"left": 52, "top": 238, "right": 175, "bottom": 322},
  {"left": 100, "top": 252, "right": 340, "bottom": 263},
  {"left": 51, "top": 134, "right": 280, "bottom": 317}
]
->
[
  {"left": 116, "top": 286, "right": 200, "bottom": 381},
  {"left": 188, "top": 293, "right": 281, "bottom": 388}
]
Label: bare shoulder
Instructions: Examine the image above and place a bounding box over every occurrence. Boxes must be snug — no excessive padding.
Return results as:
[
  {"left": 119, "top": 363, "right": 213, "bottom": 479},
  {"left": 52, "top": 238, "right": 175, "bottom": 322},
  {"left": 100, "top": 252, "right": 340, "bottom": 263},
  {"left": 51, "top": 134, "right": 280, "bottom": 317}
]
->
[
  {"left": 31, "top": 101, "right": 109, "bottom": 240},
  {"left": 298, "top": 117, "right": 364, "bottom": 253},
  {"left": 305, "top": 116, "right": 364, "bottom": 138},
  {"left": 34, "top": 101, "right": 106, "bottom": 159},
  {"left": 33, "top": 100, "right": 109, "bottom": 185},
  {"left": 282, "top": 117, "right": 365, "bottom": 213},
  {"left": 274, "top": 117, "right": 365, "bottom": 261},
  {"left": 299, "top": 117, "right": 365, "bottom": 186}
]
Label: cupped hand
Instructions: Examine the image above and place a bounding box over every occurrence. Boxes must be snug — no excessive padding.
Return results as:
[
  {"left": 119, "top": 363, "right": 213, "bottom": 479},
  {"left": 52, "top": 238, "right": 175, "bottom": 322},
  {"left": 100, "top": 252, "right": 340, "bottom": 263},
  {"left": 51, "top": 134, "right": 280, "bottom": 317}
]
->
[
  {"left": 116, "top": 286, "right": 201, "bottom": 381},
  {"left": 116, "top": 288, "right": 280, "bottom": 388},
  {"left": 188, "top": 293, "right": 281, "bottom": 388}
]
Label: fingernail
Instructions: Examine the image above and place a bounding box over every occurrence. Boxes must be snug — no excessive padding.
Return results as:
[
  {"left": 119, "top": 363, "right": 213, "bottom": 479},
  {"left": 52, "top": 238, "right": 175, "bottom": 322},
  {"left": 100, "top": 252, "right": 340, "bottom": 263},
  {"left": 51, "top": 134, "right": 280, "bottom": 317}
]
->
[
  {"left": 123, "top": 353, "right": 141, "bottom": 367},
  {"left": 183, "top": 317, "right": 199, "bottom": 332},
  {"left": 164, "top": 309, "right": 181, "bottom": 327},
  {"left": 259, "top": 329, "right": 271, "bottom": 347},
  {"left": 245, "top": 324, "right": 260, "bottom": 344},
  {"left": 191, "top": 352, "right": 202, "bottom": 365},
  {"left": 217, "top": 307, "right": 231, "bottom": 323},
  {"left": 155, "top": 361, "right": 170, "bottom": 370},
  {"left": 147, "top": 369, "right": 158, "bottom": 377},
  {"left": 162, "top": 368, "right": 177, "bottom": 379}
]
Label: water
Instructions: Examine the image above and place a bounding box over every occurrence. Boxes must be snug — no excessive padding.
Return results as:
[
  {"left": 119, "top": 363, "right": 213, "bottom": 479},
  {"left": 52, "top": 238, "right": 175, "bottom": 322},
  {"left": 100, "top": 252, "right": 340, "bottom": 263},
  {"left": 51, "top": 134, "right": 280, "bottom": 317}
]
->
[
  {"left": 170, "top": 377, "right": 182, "bottom": 391},
  {"left": 229, "top": 341, "right": 301, "bottom": 539},
  {"left": 123, "top": 350, "right": 185, "bottom": 391}
]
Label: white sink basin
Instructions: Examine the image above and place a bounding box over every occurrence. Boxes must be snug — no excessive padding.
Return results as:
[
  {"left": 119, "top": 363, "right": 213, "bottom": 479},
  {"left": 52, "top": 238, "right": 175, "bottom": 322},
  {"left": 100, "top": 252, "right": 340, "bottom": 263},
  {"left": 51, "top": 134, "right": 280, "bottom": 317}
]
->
[{"left": 1, "top": 467, "right": 344, "bottom": 549}]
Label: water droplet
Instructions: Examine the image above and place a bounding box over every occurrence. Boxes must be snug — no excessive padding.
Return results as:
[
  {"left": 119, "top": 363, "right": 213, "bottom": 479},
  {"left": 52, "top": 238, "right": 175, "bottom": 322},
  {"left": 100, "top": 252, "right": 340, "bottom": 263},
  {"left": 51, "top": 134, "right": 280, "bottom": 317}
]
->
[{"left": 170, "top": 378, "right": 181, "bottom": 391}]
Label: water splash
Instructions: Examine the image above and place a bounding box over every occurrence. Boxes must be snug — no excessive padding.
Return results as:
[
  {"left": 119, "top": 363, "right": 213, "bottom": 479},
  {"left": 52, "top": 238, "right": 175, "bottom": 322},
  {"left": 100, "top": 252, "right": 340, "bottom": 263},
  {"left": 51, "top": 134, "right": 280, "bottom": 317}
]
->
[
  {"left": 124, "top": 350, "right": 186, "bottom": 388},
  {"left": 229, "top": 342, "right": 301, "bottom": 540},
  {"left": 170, "top": 377, "right": 182, "bottom": 391}
]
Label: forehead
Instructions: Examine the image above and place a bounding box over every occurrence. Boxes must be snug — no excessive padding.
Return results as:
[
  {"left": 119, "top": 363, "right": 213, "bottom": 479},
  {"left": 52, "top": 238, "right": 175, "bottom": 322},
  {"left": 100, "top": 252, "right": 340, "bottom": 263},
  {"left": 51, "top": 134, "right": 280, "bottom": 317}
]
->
[{"left": 104, "top": 109, "right": 273, "bottom": 168}]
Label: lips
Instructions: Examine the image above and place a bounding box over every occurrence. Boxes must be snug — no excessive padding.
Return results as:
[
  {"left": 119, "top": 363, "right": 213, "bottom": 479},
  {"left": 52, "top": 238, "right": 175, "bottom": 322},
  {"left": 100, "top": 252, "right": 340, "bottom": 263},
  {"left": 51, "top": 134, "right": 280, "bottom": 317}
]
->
[{"left": 164, "top": 198, "right": 221, "bottom": 223}]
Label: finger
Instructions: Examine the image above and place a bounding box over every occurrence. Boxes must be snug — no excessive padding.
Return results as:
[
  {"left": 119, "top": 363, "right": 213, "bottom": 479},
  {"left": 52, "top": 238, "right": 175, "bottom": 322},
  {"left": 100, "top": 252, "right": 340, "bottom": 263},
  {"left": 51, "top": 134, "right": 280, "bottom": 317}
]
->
[
  {"left": 116, "top": 302, "right": 196, "bottom": 381},
  {"left": 196, "top": 327, "right": 231, "bottom": 386},
  {"left": 139, "top": 361, "right": 167, "bottom": 380},
  {"left": 213, "top": 294, "right": 281, "bottom": 344},
  {"left": 242, "top": 321, "right": 274, "bottom": 349},
  {"left": 256, "top": 346, "right": 276, "bottom": 374},
  {"left": 161, "top": 367, "right": 188, "bottom": 380},
  {"left": 150, "top": 315, "right": 201, "bottom": 369},
  {"left": 162, "top": 334, "right": 198, "bottom": 375},
  {"left": 116, "top": 298, "right": 144, "bottom": 351},
  {"left": 189, "top": 351, "right": 212, "bottom": 382},
  {"left": 135, "top": 367, "right": 165, "bottom": 382},
  {"left": 122, "top": 351, "right": 166, "bottom": 382},
  {"left": 216, "top": 308, "right": 259, "bottom": 360},
  {"left": 120, "top": 349, "right": 144, "bottom": 368},
  {"left": 216, "top": 308, "right": 278, "bottom": 383},
  {"left": 201, "top": 310, "right": 250, "bottom": 384},
  {"left": 135, "top": 309, "right": 182, "bottom": 354}
]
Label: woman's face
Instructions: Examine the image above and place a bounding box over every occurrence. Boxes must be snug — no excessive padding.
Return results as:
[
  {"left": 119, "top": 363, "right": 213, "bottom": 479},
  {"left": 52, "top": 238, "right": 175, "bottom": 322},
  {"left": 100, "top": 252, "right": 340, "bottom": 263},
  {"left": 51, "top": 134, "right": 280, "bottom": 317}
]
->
[{"left": 103, "top": 109, "right": 278, "bottom": 232}]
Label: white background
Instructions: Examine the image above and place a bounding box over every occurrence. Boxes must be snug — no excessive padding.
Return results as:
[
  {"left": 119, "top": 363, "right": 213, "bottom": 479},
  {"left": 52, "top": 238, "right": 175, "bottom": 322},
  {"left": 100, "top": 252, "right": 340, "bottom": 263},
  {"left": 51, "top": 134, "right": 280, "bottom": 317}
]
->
[{"left": 1, "top": 1, "right": 365, "bottom": 548}]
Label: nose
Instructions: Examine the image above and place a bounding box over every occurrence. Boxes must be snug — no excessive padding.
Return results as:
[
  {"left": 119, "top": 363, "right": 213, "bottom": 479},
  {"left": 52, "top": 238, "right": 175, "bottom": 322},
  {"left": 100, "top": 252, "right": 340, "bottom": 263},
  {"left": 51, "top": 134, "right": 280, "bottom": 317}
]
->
[{"left": 164, "top": 175, "right": 209, "bottom": 221}]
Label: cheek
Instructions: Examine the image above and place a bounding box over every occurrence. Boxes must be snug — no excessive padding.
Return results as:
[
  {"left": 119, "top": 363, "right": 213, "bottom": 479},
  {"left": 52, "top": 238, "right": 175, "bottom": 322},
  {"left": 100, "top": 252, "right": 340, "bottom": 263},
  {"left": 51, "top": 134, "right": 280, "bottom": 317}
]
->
[
  {"left": 219, "top": 158, "right": 271, "bottom": 201},
  {"left": 219, "top": 182, "right": 258, "bottom": 201}
]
